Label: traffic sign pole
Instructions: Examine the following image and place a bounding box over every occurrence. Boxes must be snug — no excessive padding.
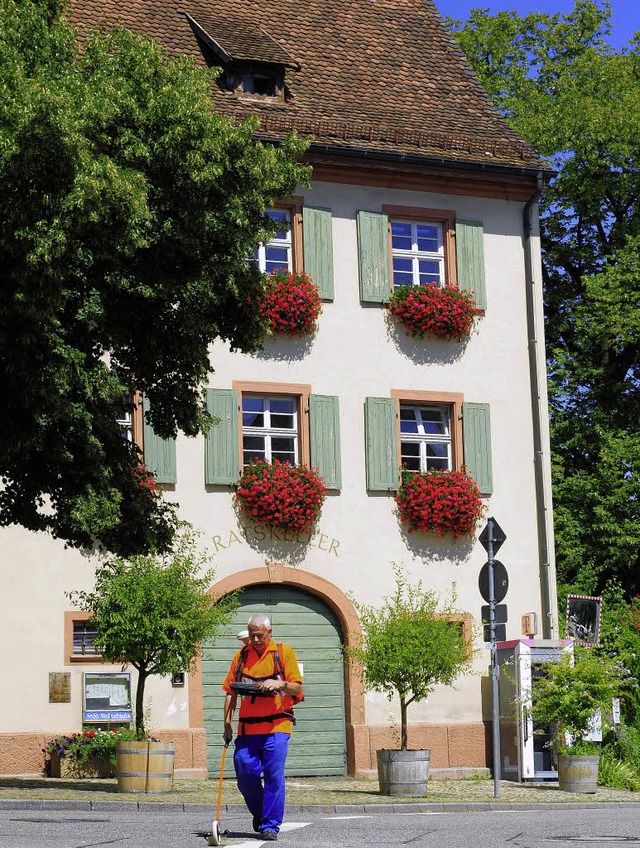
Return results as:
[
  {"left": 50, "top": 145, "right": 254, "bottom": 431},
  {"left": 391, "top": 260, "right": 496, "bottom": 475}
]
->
[{"left": 479, "top": 517, "right": 507, "bottom": 800}]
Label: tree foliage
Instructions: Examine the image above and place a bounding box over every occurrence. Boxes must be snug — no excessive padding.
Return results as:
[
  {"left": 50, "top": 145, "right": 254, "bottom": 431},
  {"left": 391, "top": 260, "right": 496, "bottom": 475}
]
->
[
  {"left": 0, "top": 0, "right": 309, "bottom": 554},
  {"left": 450, "top": 2, "right": 640, "bottom": 595},
  {"left": 69, "top": 525, "right": 238, "bottom": 734},
  {"left": 345, "top": 567, "right": 470, "bottom": 750},
  {"left": 530, "top": 648, "right": 627, "bottom": 753}
]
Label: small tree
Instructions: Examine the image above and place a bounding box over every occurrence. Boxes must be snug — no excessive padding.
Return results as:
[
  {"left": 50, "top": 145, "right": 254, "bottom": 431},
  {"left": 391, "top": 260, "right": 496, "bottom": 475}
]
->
[
  {"left": 70, "top": 525, "right": 237, "bottom": 735},
  {"left": 345, "top": 567, "right": 471, "bottom": 750},
  {"left": 529, "top": 648, "right": 628, "bottom": 754}
]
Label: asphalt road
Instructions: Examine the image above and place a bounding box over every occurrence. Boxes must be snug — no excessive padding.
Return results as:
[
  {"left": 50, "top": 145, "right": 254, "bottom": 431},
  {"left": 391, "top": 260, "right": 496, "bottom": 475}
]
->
[{"left": 1, "top": 805, "right": 640, "bottom": 848}]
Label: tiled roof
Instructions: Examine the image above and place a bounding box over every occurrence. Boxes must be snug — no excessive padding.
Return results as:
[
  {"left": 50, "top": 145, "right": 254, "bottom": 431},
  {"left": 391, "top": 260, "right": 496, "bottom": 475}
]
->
[
  {"left": 185, "top": 14, "right": 300, "bottom": 69},
  {"left": 69, "top": 0, "right": 546, "bottom": 171}
]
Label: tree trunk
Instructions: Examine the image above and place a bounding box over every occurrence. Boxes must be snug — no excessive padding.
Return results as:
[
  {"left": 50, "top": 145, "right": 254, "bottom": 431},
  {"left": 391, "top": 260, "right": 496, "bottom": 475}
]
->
[
  {"left": 135, "top": 667, "right": 148, "bottom": 736},
  {"left": 400, "top": 696, "right": 408, "bottom": 751}
]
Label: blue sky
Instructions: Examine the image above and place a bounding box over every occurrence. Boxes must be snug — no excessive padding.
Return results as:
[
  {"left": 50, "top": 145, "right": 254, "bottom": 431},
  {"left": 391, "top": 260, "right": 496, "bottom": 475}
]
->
[{"left": 437, "top": 0, "right": 639, "bottom": 51}]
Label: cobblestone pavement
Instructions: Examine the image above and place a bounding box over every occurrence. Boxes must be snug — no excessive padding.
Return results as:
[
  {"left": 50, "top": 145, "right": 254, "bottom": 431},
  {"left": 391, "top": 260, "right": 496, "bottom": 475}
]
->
[{"left": 1, "top": 775, "right": 639, "bottom": 809}]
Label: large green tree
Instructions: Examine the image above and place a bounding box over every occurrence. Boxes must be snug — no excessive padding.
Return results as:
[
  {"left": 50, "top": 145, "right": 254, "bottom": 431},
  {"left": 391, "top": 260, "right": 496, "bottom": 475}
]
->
[
  {"left": 450, "top": 2, "right": 640, "bottom": 596},
  {"left": 0, "top": 0, "right": 309, "bottom": 554}
]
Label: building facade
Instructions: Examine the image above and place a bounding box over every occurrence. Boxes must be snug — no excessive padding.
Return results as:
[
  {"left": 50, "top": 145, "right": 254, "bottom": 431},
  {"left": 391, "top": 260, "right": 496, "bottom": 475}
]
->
[{"left": 0, "top": 0, "right": 557, "bottom": 778}]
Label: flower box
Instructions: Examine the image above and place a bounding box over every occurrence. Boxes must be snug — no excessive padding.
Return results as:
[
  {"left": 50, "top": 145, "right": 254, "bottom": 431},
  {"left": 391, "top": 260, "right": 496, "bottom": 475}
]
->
[
  {"left": 395, "top": 470, "right": 485, "bottom": 538},
  {"left": 234, "top": 459, "right": 326, "bottom": 532},
  {"left": 259, "top": 271, "right": 322, "bottom": 337},
  {"left": 50, "top": 753, "right": 115, "bottom": 779},
  {"left": 388, "top": 284, "right": 481, "bottom": 341}
]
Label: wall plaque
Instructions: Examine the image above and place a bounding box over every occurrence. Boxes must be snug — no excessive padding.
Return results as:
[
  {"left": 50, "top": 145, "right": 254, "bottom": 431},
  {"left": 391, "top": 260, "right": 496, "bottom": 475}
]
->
[{"left": 49, "top": 672, "right": 71, "bottom": 703}]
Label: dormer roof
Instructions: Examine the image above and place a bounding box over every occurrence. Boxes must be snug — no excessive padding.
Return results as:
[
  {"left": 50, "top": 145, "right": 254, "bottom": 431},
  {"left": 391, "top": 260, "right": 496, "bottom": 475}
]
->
[
  {"left": 184, "top": 13, "right": 300, "bottom": 69},
  {"left": 69, "top": 0, "right": 547, "bottom": 173}
]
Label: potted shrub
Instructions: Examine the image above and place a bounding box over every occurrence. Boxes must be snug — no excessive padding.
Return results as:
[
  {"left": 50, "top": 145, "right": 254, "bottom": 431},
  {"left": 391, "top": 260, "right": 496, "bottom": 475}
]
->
[
  {"left": 529, "top": 648, "right": 628, "bottom": 793},
  {"left": 234, "top": 458, "right": 326, "bottom": 533},
  {"left": 69, "top": 524, "right": 237, "bottom": 792},
  {"left": 388, "top": 284, "right": 481, "bottom": 341},
  {"left": 395, "top": 469, "right": 485, "bottom": 539},
  {"left": 345, "top": 567, "right": 471, "bottom": 796},
  {"left": 259, "top": 270, "right": 322, "bottom": 336}
]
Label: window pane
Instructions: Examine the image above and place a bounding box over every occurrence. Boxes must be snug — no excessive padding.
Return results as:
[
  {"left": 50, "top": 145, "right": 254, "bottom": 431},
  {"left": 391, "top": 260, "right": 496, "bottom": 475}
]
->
[
  {"left": 416, "top": 223, "right": 439, "bottom": 252},
  {"left": 243, "top": 398, "right": 264, "bottom": 427},
  {"left": 271, "top": 414, "right": 295, "bottom": 429},
  {"left": 391, "top": 221, "right": 412, "bottom": 251},
  {"left": 420, "top": 409, "right": 448, "bottom": 435},
  {"left": 400, "top": 407, "right": 419, "bottom": 433},
  {"left": 426, "top": 443, "right": 448, "bottom": 459},
  {"left": 427, "top": 456, "right": 449, "bottom": 470},
  {"left": 270, "top": 398, "right": 295, "bottom": 414},
  {"left": 400, "top": 441, "right": 421, "bottom": 472},
  {"left": 269, "top": 209, "right": 289, "bottom": 237},
  {"left": 418, "top": 260, "right": 441, "bottom": 286},
  {"left": 393, "top": 257, "right": 414, "bottom": 287}
]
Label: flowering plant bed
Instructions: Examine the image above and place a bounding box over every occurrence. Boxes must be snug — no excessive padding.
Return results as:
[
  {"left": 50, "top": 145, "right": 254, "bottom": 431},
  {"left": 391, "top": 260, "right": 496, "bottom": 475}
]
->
[
  {"left": 395, "top": 470, "right": 485, "bottom": 538},
  {"left": 388, "top": 284, "right": 481, "bottom": 341},
  {"left": 234, "top": 459, "right": 326, "bottom": 532},
  {"left": 259, "top": 271, "right": 322, "bottom": 336},
  {"left": 44, "top": 727, "right": 138, "bottom": 777}
]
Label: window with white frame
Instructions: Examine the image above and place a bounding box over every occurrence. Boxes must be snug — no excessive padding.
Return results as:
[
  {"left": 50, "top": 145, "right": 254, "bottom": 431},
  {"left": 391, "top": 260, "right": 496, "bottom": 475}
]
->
[
  {"left": 399, "top": 404, "right": 451, "bottom": 472},
  {"left": 242, "top": 395, "right": 298, "bottom": 466},
  {"left": 391, "top": 220, "right": 445, "bottom": 287},
  {"left": 256, "top": 209, "right": 292, "bottom": 273}
]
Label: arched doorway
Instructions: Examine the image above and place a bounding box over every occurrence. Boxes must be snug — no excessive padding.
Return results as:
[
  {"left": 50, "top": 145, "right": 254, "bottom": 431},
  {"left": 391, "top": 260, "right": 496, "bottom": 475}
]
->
[{"left": 202, "top": 583, "right": 347, "bottom": 776}]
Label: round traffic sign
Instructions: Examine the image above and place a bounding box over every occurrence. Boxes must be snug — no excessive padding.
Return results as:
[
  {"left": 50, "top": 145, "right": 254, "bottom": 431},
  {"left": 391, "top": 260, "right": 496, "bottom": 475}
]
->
[{"left": 478, "top": 560, "right": 509, "bottom": 603}]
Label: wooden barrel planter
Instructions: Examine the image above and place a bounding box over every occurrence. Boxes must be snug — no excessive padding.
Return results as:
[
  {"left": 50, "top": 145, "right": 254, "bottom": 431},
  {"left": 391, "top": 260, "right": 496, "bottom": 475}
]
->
[
  {"left": 50, "top": 754, "right": 114, "bottom": 779},
  {"left": 557, "top": 754, "right": 600, "bottom": 794},
  {"left": 115, "top": 740, "right": 175, "bottom": 793},
  {"left": 376, "top": 749, "right": 430, "bottom": 796}
]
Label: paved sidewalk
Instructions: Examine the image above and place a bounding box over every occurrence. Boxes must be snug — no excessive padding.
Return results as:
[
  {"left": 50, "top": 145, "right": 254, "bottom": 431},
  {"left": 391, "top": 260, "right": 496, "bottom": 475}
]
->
[{"left": 1, "top": 774, "right": 640, "bottom": 812}]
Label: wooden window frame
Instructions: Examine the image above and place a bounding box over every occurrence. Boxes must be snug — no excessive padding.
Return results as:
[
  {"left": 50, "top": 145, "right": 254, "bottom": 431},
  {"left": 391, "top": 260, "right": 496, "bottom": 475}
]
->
[
  {"left": 383, "top": 205, "right": 457, "bottom": 293},
  {"left": 390, "top": 390, "right": 464, "bottom": 472},
  {"left": 259, "top": 198, "right": 303, "bottom": 274},
  {"left": 64, "top": 611, "right": 101, "bottom": 665},
  {"left": 232, "top": 381, "right": 311, "bottom": 470}
]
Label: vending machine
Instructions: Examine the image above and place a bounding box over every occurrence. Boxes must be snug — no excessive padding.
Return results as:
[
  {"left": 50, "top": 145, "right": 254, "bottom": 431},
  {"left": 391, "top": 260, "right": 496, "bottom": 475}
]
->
[{"left": 497, "top": 639, "right": 573, "bottom": 782}]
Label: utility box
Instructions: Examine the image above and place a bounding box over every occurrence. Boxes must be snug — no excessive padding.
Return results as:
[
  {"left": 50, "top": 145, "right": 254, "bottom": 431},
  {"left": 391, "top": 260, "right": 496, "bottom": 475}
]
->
[{"left": 497, "top": 639, "right": 573, "bottom": 782}]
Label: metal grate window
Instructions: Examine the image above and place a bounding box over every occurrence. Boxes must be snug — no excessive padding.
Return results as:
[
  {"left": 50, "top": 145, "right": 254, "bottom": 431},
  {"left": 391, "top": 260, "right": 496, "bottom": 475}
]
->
[{"left": 73, "top": 620, "right": 99, "bottom": 656}]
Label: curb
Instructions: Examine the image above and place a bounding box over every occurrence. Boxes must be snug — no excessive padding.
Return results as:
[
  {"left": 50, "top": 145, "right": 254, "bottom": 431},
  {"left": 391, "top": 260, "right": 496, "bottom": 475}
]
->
[{"left": 2, "top": 799, "right": 640, "bottom": 813}]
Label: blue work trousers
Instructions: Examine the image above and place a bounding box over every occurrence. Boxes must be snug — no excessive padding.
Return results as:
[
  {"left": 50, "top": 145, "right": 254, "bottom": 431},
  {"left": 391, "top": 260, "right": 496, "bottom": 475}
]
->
[{"left": 233, "top": 733, "right": 290, "bottom": 833}]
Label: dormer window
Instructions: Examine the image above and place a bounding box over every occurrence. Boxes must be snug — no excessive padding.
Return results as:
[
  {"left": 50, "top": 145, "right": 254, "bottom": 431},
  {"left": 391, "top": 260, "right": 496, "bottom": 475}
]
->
[
  {"left": 242, "top": 74, "right": 276, "bottom": 97},
  {"left": 184, "top": 13, "right": 300, "bottom": 101}
]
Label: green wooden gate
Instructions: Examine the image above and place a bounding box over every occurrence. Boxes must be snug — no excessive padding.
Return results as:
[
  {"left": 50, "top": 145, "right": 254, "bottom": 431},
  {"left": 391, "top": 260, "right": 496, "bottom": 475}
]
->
[{"left": 202, "top": 584, "right": 347, "bottom": 776}]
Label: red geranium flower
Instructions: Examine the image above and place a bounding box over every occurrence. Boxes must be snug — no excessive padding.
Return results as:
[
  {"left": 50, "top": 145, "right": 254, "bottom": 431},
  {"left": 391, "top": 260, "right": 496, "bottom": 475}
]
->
[
  {"left": 388, "top": 284, "right": 481, "bottom": 341},
  {"left": 259, "top": 271, "right": 322, "bottom": 337},
  {"left": 395, "top": 469, "right": 485, "bottom": 538},
  {"left": 234, "top": 459, "right": 326, "bottom": 532}
]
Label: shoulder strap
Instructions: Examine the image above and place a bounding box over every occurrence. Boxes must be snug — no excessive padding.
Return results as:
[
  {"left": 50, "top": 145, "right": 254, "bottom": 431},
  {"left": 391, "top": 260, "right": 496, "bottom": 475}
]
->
[
  {"left": 274, "top": 644, "right": 285, "bottom": 678},
  {"left": 235, "top": 645, "right": 249, "bottom": 682}
]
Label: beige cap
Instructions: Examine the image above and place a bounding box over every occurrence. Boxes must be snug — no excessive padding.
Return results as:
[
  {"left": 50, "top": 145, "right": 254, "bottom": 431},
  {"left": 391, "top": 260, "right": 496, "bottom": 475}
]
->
[{"left": 237, "top": 630, "right": 249, "bottom": 641}]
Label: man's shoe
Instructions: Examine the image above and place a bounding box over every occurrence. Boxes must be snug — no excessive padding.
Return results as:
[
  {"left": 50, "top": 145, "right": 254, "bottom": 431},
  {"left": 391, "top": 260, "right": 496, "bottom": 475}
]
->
[
  {"left": 253, "top": 816, "right": 261, "bottom": 833},
  {"left": 261, "top": 831, "right": 278, "bottom": 841}
]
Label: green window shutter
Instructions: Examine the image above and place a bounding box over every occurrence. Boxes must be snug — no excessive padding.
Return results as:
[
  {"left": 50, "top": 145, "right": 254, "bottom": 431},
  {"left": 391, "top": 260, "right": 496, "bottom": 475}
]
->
[
  {"left": 462, "top": 402, "right": 493, "bottom": 495},
  {"left": 303, "top": 206, "right": 334, "bottom": 301},
  {"left": 357, "top": 211, "right": 390, "bottom": 303},
  {"left": 456, "top": 220, "right": 487, "bottom": 311},
  {"left": 205, "top": 388, "right": 239, "bottom": 485},
  {"left": 142, "top": 397, "right": 177, "bottom": 485},
  {"left": 364, "top": 397, "right": 399, "bottom": 491},
  {"left": 309, "top": 394, "right": 342, "bottom": 490}
]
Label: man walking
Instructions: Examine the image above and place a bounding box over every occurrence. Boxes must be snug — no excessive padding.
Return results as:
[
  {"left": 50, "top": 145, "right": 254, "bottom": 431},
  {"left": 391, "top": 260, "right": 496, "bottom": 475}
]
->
[{"left": 222, "top": 614, "right": 303, "bottom": 841}]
